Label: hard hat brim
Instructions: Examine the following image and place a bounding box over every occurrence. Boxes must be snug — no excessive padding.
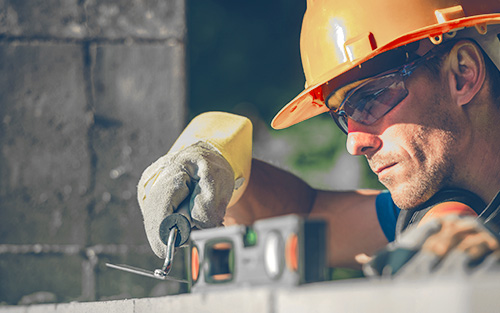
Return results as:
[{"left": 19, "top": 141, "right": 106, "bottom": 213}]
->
[{"left": 271, "top": 14, "right": 500, "bottom": 130}]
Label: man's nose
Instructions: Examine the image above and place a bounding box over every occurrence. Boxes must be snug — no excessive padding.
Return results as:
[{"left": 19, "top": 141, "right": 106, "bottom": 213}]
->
[{"left": 346, "top": 123, "right": 382, "bottom": 156}]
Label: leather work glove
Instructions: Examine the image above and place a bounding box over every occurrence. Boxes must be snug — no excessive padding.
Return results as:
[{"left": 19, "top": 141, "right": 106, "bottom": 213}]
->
[
  {"left": 138, "top": 112, "right": 252, "bottom": 258},
  {"left": 363, "top": 215, "right": 500, "bottom": 279}
]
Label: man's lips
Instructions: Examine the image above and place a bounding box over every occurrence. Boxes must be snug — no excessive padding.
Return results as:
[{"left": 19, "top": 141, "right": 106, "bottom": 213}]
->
[{"left": 373, "top": 163, "right": 397, "bottom": 175}]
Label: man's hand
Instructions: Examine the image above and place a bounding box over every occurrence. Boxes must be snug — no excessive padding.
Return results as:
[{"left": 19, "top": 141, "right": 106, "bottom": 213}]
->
[
  {"left": 363, "top": 216, "right": 500, "bottom": 278},
  {"left": 421, "top": 217, "right": 499, "bottom": 262},
  {"left": 137, "top": 112, "right": 252, "bottom": 258},
  {"left": 137, "top": 142, "right": 235, "bottom": 258}
]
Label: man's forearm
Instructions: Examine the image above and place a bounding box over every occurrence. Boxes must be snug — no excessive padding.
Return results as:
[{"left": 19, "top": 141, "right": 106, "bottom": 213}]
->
[
  {"left": 225, "top": 158, "right": 388, "bottom": 269},
  {"left": 224, "top": 158, "right": 317, "bottom": 226}
]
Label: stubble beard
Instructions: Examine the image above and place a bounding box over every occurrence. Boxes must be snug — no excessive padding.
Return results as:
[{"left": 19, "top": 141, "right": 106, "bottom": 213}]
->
[
  {"left": 384, "top": 157, "right": 455, "bottom": 210},
  {"left": 378, "top": 129, "right": 458, "bottom": 210}
]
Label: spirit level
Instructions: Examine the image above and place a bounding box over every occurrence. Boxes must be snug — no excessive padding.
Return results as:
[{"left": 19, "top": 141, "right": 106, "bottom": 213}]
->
[
  {"left": 188, "top": 214, "right": 327, "bottom": 292},
  {"left": 107, "top": 214, "right": 327, "bottom": 292}
]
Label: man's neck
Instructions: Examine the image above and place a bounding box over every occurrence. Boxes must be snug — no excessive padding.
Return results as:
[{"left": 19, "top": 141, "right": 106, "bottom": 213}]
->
[{"left": 461, "top": 117, "right": 500, "bottom": 204}]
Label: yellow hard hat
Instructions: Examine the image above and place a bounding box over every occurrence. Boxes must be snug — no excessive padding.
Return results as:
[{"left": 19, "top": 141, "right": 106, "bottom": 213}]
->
[{"left": 271, "top": 0, "right": 500, "bottom": 129}]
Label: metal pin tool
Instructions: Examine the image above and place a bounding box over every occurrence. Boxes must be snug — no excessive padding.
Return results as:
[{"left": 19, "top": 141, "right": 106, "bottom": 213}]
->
[
  {"left": 154, "top": 226, "right": 178, "bottom": 278},
  {"left": 106, "top": 201, "right": 192, "bottom": 283}
]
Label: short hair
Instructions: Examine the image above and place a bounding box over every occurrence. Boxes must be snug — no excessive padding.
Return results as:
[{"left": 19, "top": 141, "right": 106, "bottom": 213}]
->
[
  {"left": 484, "top": 52, "right": 500, "bottom": 101},
  {"left": 422, "top": 40, "right": 500, "bottom": 101}
]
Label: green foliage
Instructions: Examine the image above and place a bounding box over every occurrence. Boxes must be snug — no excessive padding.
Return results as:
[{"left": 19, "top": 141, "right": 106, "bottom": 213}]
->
[
  {"left": 278, "top": 115, "right": 345, "bottom": 171},
  {"left": 269, "top": 114, "right": 348, "bottom": 189}
]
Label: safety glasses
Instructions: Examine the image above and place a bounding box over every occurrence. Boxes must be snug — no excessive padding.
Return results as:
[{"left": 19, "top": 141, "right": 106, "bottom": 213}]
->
[{"left": 325, "top": 48, "right": 445, "bottom": 134}]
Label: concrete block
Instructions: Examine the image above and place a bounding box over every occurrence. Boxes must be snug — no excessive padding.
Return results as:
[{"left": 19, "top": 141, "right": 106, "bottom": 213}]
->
[
  {"left": 0, "top": 42, "right": 90, "bottom": 245},
  {"left": 0, "top": 254, "right": 82, "bottom": 305},
  {"left": 4, "top": 276, "right": 500, "bottom": 313},
  {"left": 88, "top": 42, "right": 186, "bottom": 245},
  {"left": 133, "top": 287, "right": 272, "bottom": 313},
  {"left": 1, "top": 288, "right": 273, "bottom": 312},
  {"left": 0, "top": 0, "right": 185, "bottom": 40},
  {"left": 83, "top": 0, "right": 186, "bottom": 40},
  {"left": 274, "top": 277, "right": 500, "bottom": 313},
  {"left": 468, "top": 277, "right": 500, "bottom": 312},
  {"left": 0, "top": 300, "right": 133, "bottom": 313},
  {"left": 0, "top": 306, "right": 27, "bottom": 313},
  {"left": 58, "top": 300, "right": 133, "bottom": 313},
  {"left": 0, "top": 0, "right": 83, "bottom": 38}
]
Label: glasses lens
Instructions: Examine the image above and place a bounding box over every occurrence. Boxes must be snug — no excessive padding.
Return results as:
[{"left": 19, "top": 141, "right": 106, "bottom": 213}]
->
[
  {"left": 326, "top": 42, "right": 452, "bottom": 133},
  {"left": 343, "top": 73, "right": 408, "bottom": 125}
]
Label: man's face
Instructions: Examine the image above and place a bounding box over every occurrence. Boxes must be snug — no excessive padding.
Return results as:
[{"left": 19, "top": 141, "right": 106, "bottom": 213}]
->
[{"left": 345, "top": 65, "right": 465, "bottom": 209}]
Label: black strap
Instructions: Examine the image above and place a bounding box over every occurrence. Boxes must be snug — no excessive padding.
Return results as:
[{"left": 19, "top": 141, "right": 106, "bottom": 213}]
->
[
  {"left": 479, "top": 190, "right": 500, "bottom": 236},
  {"left": 395, "top": 189, "right": 486, "bottom": 240}
]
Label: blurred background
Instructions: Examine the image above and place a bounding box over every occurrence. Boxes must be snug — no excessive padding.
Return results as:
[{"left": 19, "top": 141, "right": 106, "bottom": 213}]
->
[
  {"left": 0, "top": 0, "right": 381, "bottom": 305},
  {"left": 188, "top": 0, "right": 382, "bottom": 190}
]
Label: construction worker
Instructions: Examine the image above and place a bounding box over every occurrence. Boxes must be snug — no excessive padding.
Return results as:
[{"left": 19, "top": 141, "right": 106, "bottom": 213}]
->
[{"left": 138, "top": 0, "right": 500, "bottom": 275}]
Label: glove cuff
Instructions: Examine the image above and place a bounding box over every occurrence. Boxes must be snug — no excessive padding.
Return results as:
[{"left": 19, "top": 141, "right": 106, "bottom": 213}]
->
[{"left": 168, "top": 112, "right": 253, "bottom": 207}]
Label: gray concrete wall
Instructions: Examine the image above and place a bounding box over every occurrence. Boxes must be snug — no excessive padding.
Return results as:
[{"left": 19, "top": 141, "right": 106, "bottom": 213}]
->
[
  {"left": 0, "top": 0, "right": 187, "bottom": 305},
  {"left": 2, "top": 276, "right": 500, "bottom": 313}
]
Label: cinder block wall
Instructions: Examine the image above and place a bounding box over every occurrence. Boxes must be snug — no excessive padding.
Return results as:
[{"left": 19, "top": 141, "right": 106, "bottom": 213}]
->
[{"left": 0, "top": 0, "right": 187, "bottom": 305}]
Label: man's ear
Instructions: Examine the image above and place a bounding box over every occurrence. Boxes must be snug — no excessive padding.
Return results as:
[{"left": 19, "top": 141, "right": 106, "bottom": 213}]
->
[{"left": 446, "top": 41, "right": 486, "bottom": 106}]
